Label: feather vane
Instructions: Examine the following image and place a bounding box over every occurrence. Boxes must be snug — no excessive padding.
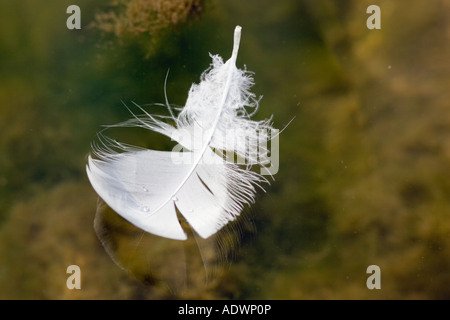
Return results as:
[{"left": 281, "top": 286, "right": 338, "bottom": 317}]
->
[{"left": 86, "top": 26, "right": 274, "bottom": 240}]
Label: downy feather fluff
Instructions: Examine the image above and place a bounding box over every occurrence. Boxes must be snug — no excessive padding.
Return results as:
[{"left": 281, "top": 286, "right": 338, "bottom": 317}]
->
[{"left": 86, "top": 26, "right": 274, "bottom": 240}]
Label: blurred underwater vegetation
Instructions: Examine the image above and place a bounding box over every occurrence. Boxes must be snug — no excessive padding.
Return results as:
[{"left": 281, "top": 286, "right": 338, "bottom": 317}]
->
[{"left": 0, "top": 0, "right": 450, "bottom": 299}]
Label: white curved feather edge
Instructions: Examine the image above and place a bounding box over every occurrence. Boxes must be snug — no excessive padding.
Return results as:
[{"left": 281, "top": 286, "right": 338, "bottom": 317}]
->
[{"left": 86, "top": 26, "right": 274, "bottom": 240}]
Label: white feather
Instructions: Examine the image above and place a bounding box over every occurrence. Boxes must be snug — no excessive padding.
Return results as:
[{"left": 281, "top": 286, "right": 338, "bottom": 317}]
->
[{"left": 86, "top": 26, "right": 274, "bottom": 240}]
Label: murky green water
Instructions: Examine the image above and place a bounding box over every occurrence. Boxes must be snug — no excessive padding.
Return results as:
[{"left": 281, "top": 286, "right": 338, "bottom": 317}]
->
[{"left": 1, "top": 0, "right": 450, "bottom": 299}]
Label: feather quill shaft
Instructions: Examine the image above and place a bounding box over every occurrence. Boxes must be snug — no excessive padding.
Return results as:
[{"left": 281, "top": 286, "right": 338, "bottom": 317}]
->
[{"left": 163, "top": 26, "right": 242, "bottom": 210}]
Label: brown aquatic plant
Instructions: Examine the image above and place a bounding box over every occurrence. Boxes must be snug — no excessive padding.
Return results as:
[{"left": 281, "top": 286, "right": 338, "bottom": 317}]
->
[{"left": 94, "top": 0, "right": 204, "bottom": 39}]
